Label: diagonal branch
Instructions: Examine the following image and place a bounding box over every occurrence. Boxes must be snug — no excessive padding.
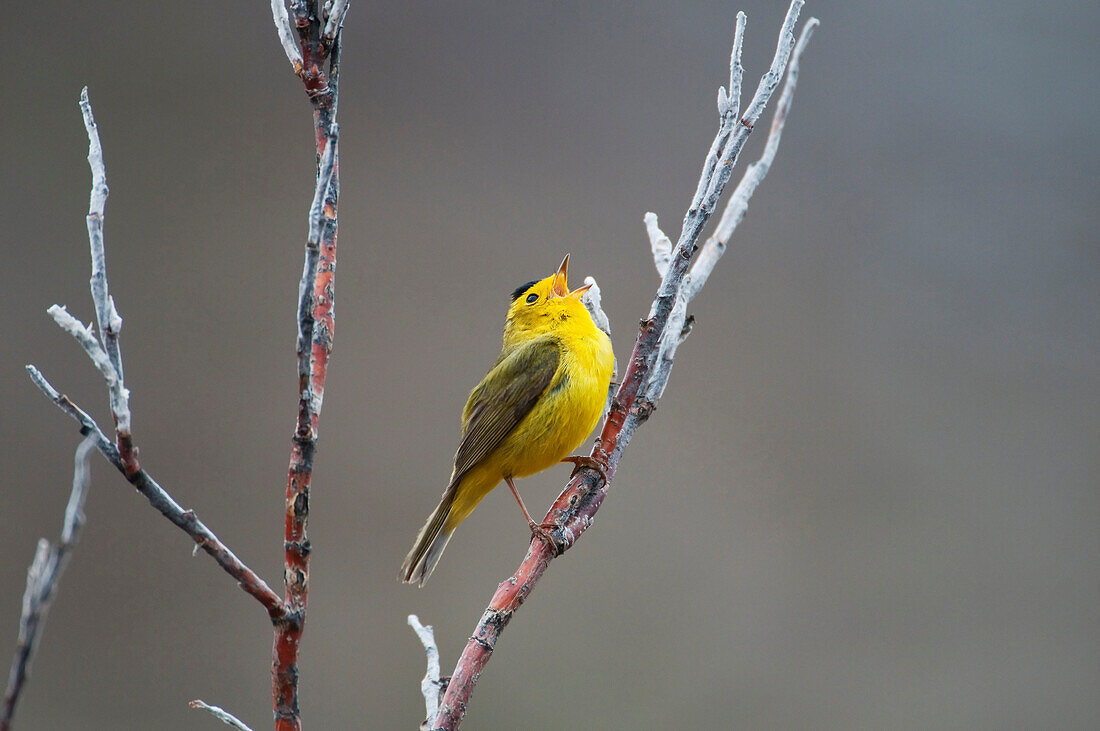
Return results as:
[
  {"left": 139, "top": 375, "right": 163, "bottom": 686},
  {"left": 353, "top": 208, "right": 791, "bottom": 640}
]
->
[
  {"left": 270, "top": 0, "right": 304, "bottom": 74},
  {"left": 1, "top": 436, "right": 95, "bottom": 731},
  {"left": 429, "top": 3, "right": 816, "bottom": 728},
  {"left": 25, "top": 366, "right": 288, "bottom": 620}
]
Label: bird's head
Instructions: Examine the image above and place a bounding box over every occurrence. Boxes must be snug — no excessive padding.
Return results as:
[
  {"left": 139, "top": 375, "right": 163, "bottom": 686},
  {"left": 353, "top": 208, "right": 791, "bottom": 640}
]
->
[{"left": 503, "top": 255, "right": 595, "bottom": 344}]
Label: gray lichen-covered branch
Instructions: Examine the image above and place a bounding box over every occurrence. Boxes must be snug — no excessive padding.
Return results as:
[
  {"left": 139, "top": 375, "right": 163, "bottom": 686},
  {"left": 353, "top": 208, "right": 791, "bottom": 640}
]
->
[{"left": 1, "top": 436, "right": 96, "bottom": 731}]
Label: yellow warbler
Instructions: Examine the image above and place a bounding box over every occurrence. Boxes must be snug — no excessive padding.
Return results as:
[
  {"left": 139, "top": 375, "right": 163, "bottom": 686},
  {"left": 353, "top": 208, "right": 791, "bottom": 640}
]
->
[{"left": 400, "top": 255, "right": 614, "bottom": 586}]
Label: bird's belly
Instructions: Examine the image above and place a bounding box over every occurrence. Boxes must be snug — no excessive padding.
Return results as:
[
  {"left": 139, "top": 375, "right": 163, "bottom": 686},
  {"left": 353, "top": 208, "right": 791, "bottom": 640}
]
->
[{"left": 497, "top": 363, "right": 607, "bottom": 479}]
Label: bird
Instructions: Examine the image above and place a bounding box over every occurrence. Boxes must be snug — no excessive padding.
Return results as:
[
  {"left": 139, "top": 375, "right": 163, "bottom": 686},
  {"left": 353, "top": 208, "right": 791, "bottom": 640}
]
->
[{"left": 400, "top": 255, "right": 614, "bottom": 586}]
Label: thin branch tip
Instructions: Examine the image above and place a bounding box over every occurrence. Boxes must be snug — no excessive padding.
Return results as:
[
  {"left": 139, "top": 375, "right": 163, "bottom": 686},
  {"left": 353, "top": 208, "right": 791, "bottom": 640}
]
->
[
  {"left": 189, "top": 700, "right": 254, "bottom": 731},
  {"left": 409, "top": 615, "right": 444, "bottom": 726},
  {"left": 645, "top": 212, "right": 673, "bottom": 277}
]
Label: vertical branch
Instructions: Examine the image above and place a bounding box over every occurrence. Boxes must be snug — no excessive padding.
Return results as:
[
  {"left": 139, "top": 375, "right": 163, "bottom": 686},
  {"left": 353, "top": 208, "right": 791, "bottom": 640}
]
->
[
  {"left": 77, "top": 88, "right": 134, "bottom": 468},
  {"left": 269, "top": 3, "right": 347, "bottom": 728},
  {"left": 274, "top": 123, "right": 338, "bottom": 730},
  {"left": 1, "top": 436, "right": 96, "bottom": 731}
]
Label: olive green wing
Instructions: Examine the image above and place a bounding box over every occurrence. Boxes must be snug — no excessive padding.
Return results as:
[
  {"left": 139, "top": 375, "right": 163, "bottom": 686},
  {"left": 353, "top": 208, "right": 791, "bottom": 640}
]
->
[{"left": 449, "top": 336, "right": 561, "bottom": 487}]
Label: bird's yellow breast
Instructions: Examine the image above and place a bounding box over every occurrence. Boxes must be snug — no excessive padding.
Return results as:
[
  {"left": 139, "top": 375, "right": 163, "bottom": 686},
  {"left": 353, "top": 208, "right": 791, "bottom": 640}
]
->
[{"left": 496, "top": 327, "right": 613, "bottom": 478}]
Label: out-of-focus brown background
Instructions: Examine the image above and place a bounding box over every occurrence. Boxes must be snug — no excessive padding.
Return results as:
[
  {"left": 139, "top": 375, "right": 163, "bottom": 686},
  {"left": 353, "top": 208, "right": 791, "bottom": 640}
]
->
[{"left": 2, "top": 1, "right": 1097, "bottom": 728}]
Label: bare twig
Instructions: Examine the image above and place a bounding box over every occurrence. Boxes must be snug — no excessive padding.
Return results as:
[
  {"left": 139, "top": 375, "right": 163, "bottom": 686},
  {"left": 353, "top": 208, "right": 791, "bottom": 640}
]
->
[
  {"left": 79, "top": 88, "right": 126, "bottom": 414},
  {"left": 45, "top": 305, "right": 120, "bottom": 402},
  {"left": 322, "top": 0, "right": 351, "bottom": 46},
  {"left": 1, "top": 436, "right": 95, "bottom": 731},
  {"left": 28, "top": 86, "right": 288, "bottom": 619},
  {"left": 645, "top": 212, "right": 673, "bottom": 278},
  {"left": 408, "top": 615, "right": 445, "bottom": 729},
  {"left": 26, "top": 90, "right": 289, "bottom": 627},
  {"left": 189, "top": 700, "right": 255, "bottom": 731},
  {"left": 22, "top": 86, "right": 296, "bottom": 724},
  {"left": 76, "top": 88, "right": 133, "bottom": 458},
  {"left": 429, "top": 3, "right": 815, "bottom": 728},
  {"left": 269, "top": 0, "right": 304, "bottom": 74},
  {"left": 579, "top": 277, "right": 611, "bottom": 339}
]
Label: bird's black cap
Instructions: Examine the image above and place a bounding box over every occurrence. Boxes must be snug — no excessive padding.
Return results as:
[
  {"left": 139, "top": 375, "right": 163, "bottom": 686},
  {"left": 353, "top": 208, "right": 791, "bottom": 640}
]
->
[{"left": 510, "top": 280, "right": 540, "bottom": 302}]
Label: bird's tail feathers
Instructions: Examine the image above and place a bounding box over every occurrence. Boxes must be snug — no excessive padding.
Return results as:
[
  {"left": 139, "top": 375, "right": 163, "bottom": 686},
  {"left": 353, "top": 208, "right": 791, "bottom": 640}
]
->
[{"left": 399, "top": 490, "right": 456, "bottom": 587}]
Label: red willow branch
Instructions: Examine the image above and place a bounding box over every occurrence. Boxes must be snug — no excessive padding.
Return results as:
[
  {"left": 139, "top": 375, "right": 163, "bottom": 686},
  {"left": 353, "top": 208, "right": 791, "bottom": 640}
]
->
[
  {"left": 1, "top": 436, "right": 95, "bottom": 731},
  {"left": 429, "top": 3, "right": 817, "bottom": 728},
  {"left": 269, "top": 3, "right": 345, "bottom": 729}
]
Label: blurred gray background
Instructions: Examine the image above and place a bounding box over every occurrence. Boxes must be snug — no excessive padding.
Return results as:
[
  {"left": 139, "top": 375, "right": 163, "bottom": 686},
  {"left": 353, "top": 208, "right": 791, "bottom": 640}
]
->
[{"left": 2, "top": 1, "right": 1097, "bottom": 728}]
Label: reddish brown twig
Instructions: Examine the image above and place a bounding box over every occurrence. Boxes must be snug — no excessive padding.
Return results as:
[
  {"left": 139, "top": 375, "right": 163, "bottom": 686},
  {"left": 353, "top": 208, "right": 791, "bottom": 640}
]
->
[
  {"left": 430, "top": 3, "right": 815, "bottom": 727},
  {"left": 272, "top": 3, "right": 343, "bottom": 729}
]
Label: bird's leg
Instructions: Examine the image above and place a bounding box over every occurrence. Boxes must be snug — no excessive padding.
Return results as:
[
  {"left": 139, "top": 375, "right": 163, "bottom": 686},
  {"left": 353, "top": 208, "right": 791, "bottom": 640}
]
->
[
  {"left": 505, "top": 476, "right": 558, "bottom": 547},
  {"left": 561, "top": 454, "right": 609, "bottom": 485}
]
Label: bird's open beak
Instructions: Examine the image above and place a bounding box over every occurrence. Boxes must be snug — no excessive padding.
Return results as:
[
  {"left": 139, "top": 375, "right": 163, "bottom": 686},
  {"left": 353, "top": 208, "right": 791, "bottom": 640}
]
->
[
  {"left": 551, "top": 254, "right": 570, "bottom": 298},
  {"left": 552, "top": 254, "right": 593, "bottom": 299},
  {"left": 569, "top": 281, "right": 593, "bottom": 298}
]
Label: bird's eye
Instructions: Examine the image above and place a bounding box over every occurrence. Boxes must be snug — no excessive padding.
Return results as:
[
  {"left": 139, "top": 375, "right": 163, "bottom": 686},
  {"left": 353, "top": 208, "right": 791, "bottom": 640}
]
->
[{"left": 526, "top": 293, "right": 538, "bottom": 304}]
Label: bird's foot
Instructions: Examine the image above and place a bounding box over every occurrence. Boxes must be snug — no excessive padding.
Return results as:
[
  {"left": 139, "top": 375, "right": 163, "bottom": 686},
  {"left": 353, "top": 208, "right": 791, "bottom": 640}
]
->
[
  {"left": 561, "top": 455, "right": 609, "bottom": 484},
  {"left": 528, "top": 520, "right": 561, "bottom": 551}
]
